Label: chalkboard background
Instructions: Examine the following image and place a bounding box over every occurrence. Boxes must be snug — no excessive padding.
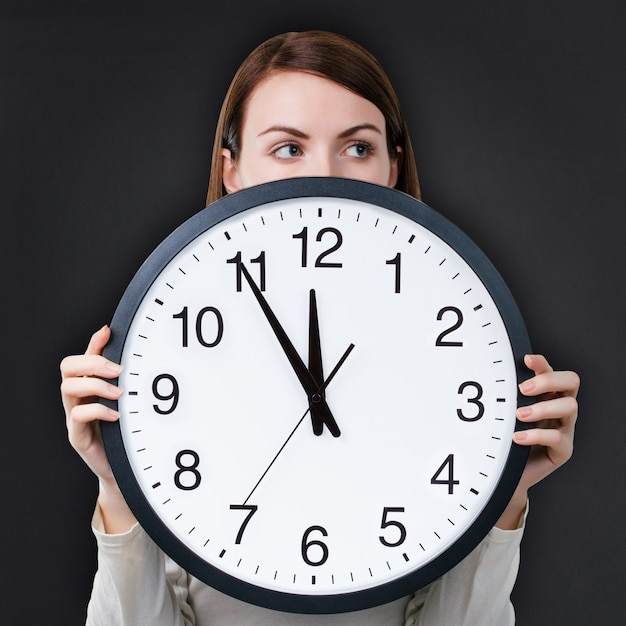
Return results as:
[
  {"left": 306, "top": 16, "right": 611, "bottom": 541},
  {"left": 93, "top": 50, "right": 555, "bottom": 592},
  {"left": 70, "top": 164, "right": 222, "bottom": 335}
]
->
[{"left": 2, "top": 1, "right": 623, "bottom": 624}]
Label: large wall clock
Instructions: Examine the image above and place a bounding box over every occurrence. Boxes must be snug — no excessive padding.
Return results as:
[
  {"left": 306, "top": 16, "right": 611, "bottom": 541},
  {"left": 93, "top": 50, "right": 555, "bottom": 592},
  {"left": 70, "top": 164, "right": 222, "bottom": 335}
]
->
[{"left": 102, "top": 177, "right": 532, "bottom": 614}]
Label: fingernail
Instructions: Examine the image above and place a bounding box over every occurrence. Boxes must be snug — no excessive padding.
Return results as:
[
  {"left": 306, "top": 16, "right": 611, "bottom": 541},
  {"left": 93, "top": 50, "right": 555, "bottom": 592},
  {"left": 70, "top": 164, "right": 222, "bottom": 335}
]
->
[
  {"left": 517, "top": 406, "right": 533, "bottom": 419},
  {"left": 105, "top": 361, "right": 122, "bottom": 374},
  {"left": 106, "top": 408, "right": 120, "bottom": 420},
  {"left": 519, "top": 380, "right": 535, "bottom": 394},
  {"left": 513, "top": 431, "right": 528, "bottom": 442}
]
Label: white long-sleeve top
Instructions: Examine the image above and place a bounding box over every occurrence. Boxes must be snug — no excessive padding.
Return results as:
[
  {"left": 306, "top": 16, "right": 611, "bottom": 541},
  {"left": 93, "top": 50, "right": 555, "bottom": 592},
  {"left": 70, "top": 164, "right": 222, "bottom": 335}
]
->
[{"left": 86, "top": 503, "right": 525, "bottom": 626}]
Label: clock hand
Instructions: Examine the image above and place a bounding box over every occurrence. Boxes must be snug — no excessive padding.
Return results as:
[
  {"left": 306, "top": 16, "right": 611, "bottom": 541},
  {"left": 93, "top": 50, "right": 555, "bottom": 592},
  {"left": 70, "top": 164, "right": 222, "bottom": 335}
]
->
[
  {"left": 242, "top": 342, "right": 355, "bottom": 506},
  {"left": 239, "top": 263, "right": 341, "bottom": 437},
  {"left": 308, "top": 289, "right": 326, "bottom": 436}
]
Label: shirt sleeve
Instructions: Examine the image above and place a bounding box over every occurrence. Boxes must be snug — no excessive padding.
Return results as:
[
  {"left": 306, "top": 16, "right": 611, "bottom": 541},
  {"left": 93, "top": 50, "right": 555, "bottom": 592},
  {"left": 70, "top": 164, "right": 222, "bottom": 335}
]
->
[
  {"left": 86, "top": 504, "right": 196, "bottom": 626},
  {"left": 404, "top": 504, "right": 528, "bottom": 626}
]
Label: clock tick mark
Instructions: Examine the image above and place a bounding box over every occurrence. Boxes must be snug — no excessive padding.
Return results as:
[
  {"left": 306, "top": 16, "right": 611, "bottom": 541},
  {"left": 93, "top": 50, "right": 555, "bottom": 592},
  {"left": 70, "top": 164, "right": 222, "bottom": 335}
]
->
[
  {"left": 312, "top": 575, "right": 316, "bottom": 584},
  {"left": 439, "top": 258, "right": 446, "bottom": 266},
  {"left": 128, "top": 391, "right": 138, "bottom": 396},
  {"left": 473, "top": 304, "right": 483, "bottom": 311},
  {"left": 188, "top": 527, "right": 195, "bottom": 535},
  {"left": 497, "top": 398, "right": 506, "bottom": 402},
  {"left": 242, "top": 223, "right": 247, "bottom": 232},
  {"left": 261, "top": 216, "right": 265, "bottom": 225},
  {"left": 163, "top": 499, "right": 171, "bottom": 505},
  {"left": 386, "top": 561, "right": 391, "bottom": 570},
  {"left": 448, "top": 518, "right": 455, "bottom": 525},
  {"left": 224, "top": 231, "right": 231, "bottom": 240},
  {"left": 280, "top": 211, "right": 284, "bottom": 220},
  {"left": 392, "top": 225, "right": 397, "bottom": 234},
  {"left": 403, "top": 552, "right": 410, "bottom": 561},
  {"left": 374, "top": 218, "right": 379, "bottom": 227},
  {"left": 434, "top": 532, "right": 441, "bottom": 539},
  {"left": 480, "top": 472, "right": 488, "bottom": 477},
  {"left": 419, "top": 544, "right": 425, "bottom": 551},
  {"left": 487, "top": 454, "right": 495, "bottom": 459},
  {"left": 131, "top": 429, "right": 141, "bottom": 433},
  {"left": 464, "top": 288, "right": 472, "bottom": 294},
  {"left": 452, "top": 272, "right": 459, "bottom": 279},
  {"left": 460, "top": 504, "right": 468, "bottom": 510},
  {"left": 138, "top": 334, "right": 147, "bottom": 339},
  {"left": 470, "top": 488, "right": 479, "bottom": 495},
  {"left": 155, "top": 299, "right": 163, "bottom": 305},
  {"left": 203, "top": 539, "right": 210, "bottom": 547},
  {"left": 193, "top": 254, "right": 199, "bottom": 262},
  {"left": 408, "top": 234, "right": 415, "bottom": 243},
  {"left": 219, "top": 549, "right": 226, "bottom": 558},
  {"left": 369, "top": 568, "right": 373, "bottom": 577},
  {"left": 175, "top": 514, "right": 182, "bottom": 520},
  {"left": 208, "top": 242, "right": 214, "bottom": 250},
  {"left": 166, "top": 283, "right": 174, "bottom": 290},
  {"left": 237, "top": 559, "right": 242, "bottom": 567},
  {"left": 178, "top": 267, "right": 186, "bottom": 275},
  {"left": 146, "top": 316, "right": 155, "bottom": 322},
  {"left": 424, "top": 245, "right": 431, "bottom": 253},
  {"left": 142, "top": 466, "right": 152, "bottom": 471},
  {"left": 318, "top": 208, "right": 323, "bottom": 217},
  {"left": 152, "top": 482, "right": 161, "bottom": 489}
]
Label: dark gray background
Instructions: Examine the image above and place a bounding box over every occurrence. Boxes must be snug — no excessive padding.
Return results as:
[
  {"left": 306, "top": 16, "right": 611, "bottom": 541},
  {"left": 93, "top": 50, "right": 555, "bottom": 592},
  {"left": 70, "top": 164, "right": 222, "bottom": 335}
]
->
[{"left": 1, "top": 1, "right": 623, "bottom": 624}]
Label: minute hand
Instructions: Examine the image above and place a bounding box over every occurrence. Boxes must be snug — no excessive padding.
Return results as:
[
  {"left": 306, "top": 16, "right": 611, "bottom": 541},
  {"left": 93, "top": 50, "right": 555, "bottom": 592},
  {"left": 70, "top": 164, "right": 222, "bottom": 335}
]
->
[{"left": 239, "top": 263, "right": 341, "bottom": 437}]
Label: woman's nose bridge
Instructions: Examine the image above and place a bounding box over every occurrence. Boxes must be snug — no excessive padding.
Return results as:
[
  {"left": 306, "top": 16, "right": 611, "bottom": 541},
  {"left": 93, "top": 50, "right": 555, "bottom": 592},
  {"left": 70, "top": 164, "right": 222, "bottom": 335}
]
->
[{"left": 308, "top": 150, "right": 338, "bottom": 177}]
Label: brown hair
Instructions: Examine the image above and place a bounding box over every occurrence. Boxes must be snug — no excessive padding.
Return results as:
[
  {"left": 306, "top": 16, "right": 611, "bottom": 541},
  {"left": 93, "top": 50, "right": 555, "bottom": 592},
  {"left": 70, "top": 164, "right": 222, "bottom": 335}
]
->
[{"left": 206, "top": 30, "right": 421, "bottom": 204}]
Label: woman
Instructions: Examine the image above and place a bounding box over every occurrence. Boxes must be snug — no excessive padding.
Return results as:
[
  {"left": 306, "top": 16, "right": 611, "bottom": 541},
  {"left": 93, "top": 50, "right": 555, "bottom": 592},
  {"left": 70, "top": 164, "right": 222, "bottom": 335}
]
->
[{"left": 61, "top": 30, "right": 579, "bottom": 625}]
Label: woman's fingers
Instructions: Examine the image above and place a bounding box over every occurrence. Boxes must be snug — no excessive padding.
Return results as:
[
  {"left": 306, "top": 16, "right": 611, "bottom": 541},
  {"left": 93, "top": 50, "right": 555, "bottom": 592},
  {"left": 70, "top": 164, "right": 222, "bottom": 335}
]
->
[
  {"left": 60, "top": 353, "right": 122, "bottom": 381},
  {"left": 517, "top": 395, "right": 578, "bottom": 427},
  {"left": 512, "top": 353, "right": 580, "bottom": 492},
  {"left": 519, "top": 354, "right": 580, "bottom": 399}
]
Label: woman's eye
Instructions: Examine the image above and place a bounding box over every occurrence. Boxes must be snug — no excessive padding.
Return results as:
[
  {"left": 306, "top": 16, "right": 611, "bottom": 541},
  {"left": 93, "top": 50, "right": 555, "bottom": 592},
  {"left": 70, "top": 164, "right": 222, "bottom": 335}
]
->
[
  {"left": 273, "top": 144, "right": 302, "bottom": 159},
  {"left": 345, "top": 143, "right": 373, "bottom": 158}
]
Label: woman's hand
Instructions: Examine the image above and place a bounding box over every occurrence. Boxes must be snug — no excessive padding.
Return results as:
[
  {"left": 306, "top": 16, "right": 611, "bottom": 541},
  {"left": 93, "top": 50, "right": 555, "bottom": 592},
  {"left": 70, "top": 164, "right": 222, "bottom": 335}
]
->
[
  {"left": 496, "top": 354, "right": 579, "bottom": 529},
  {"left": 60, "top": 325, "right": 137, "bottom": 533}
]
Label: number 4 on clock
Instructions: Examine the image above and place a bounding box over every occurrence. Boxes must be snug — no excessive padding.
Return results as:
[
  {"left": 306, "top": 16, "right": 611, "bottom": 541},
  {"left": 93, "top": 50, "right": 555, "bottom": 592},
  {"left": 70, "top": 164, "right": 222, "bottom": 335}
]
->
[{"left": 430, "top": 454, "right": 460, "bottom": 494}]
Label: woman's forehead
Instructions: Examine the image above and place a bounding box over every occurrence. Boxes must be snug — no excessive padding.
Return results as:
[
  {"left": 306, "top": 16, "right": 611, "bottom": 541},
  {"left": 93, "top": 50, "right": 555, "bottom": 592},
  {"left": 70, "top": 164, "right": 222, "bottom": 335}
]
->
[{"left": 242, "top": 70, "right": 386, "bottom": 135}]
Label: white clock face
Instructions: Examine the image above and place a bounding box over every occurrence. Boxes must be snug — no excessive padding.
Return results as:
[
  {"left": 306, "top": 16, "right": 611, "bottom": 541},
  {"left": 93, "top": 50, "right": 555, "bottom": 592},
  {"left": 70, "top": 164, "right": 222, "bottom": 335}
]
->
[{"left": 104, "top": 178, "right": 529, "bottom": 613}]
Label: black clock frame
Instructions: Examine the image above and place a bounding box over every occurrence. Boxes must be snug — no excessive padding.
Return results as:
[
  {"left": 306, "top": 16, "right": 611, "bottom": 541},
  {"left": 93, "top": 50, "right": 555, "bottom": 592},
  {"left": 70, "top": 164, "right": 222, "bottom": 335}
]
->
[{"left": 102, "top": 176, "right": 532, "bottom": 614}]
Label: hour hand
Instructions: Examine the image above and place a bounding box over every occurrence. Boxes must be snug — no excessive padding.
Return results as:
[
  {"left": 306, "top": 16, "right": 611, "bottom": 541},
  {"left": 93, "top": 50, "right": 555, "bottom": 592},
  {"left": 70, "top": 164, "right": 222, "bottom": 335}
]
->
[{"left": 239, "top": 264, "right": 341, "bottom": 437}]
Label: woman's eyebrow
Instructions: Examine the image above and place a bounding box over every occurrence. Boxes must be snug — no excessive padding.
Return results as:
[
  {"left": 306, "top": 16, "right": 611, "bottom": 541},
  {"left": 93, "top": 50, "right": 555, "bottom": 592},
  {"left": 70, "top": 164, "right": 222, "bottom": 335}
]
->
[
  {"left": 338, "top": 123, "right": 383, "bottom": 138},
  {"left": 257, "top": 125, "right": 308, "bottom": 138},
  {"left": 257, "top": 123, "right": 383, "bottom": 139}
]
